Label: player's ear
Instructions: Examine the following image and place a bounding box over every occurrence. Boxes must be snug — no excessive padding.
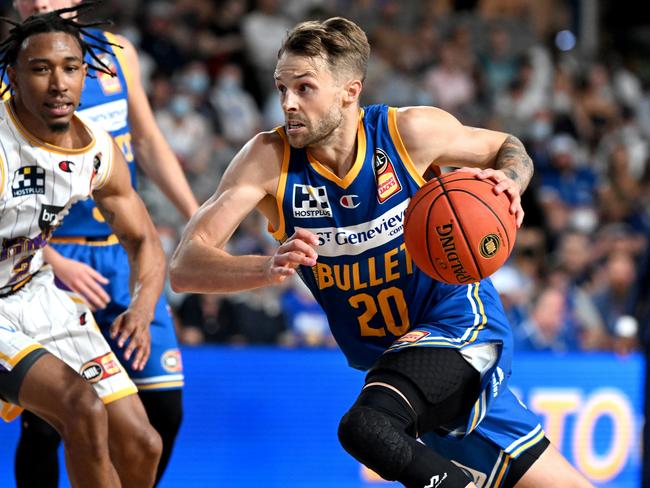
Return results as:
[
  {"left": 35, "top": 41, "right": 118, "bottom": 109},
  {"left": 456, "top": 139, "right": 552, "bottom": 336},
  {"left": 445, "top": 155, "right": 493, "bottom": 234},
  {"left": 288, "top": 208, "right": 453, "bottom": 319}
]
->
[
  {"left": 6, "top": 66, "right": 17, "bottom": 94},
  {"left": 343, "top": 79, "right": 362, "bottom": 104}
]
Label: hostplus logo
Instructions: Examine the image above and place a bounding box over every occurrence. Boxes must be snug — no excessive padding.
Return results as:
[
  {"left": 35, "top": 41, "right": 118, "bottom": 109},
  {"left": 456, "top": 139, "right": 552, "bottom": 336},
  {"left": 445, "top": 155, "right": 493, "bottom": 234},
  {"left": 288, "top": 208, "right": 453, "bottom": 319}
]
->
[
  {"left": 292, "top": 184, "right": 332, "bottom": 218},
  {"left": 12, "top": 166, "right": 45, "bottom": 197}
]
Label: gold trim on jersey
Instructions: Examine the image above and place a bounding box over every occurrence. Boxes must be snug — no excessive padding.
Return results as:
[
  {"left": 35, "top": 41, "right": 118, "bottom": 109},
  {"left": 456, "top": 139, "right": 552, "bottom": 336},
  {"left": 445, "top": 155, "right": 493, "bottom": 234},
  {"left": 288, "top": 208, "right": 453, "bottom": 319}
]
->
[
  {"left": 490, "top": 454, "right": 511, "bottom": 488},
  {"left": 5, "top": 99, "right": 97, "bottom": 155},
  {"left": 270, "top": 127, "right": 291, "bottom": 242},
  {"left": 136, "top": 380, "right": 185, "bottom": 391},
  {"left": 104, "top": 32, "right": 131, "bottom": 91},
  {"left": 0, "top": 343, "right": 43, "bottom": 368},
  {"left": 101, "top": 384, "right": 138, "bottom": 405},
  {"left": 306, "top": 108, "right": 366, "bottom": 189},
  {"left": 91, "top": 135, "right": 115, "bottom": 191},
  {"left": 387, "top": 107, "right": 426, "bottom": 186},
  {"left": 0, "top": 81, "right": 9, "bottom": 101},
  {"left": 50, "top": 234, "right": 119, "bottom": 246},
  {"left": 0, "top": 150, "right": 5, "bottom": 199},
  {"left": 1, "top": 402, "right": 23, "bottom": 422}
]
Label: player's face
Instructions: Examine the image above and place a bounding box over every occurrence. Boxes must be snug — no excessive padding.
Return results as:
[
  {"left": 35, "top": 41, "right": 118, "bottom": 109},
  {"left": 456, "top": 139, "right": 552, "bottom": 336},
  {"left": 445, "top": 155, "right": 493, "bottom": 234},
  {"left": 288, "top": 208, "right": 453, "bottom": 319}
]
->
[
  {"left": 274, "top": 53, "right": 345, "bottom": 149},
  {"left": 13, "top": 0, "right": 79, "bottom": 20},
  {"left": 8, "top": 32, "right": 87, "bottom": 136}
]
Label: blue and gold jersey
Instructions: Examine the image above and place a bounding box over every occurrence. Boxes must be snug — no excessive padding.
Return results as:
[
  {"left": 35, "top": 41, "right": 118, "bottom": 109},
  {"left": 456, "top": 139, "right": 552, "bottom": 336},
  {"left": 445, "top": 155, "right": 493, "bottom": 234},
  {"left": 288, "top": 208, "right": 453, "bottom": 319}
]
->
[
  {"left": 271, "top": 105, "right": 511, "bottom": 372},
  {"left": 1, "top": 30, "right": 136, "bottom": 237}
]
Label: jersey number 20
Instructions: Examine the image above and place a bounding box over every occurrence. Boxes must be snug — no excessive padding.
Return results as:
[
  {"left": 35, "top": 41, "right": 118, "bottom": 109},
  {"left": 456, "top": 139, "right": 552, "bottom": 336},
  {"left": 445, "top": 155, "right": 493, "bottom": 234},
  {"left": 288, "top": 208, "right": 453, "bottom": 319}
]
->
[{"left": 349, "top": 286, "right": 410, "bottom": 337}]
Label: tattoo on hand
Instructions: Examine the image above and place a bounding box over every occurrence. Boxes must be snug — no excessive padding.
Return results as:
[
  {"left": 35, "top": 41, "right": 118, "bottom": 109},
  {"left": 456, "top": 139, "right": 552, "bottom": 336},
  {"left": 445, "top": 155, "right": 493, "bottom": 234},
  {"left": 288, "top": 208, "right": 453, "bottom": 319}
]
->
[{"left": 495, "top": 136, "right": 534, "bottom": 191}]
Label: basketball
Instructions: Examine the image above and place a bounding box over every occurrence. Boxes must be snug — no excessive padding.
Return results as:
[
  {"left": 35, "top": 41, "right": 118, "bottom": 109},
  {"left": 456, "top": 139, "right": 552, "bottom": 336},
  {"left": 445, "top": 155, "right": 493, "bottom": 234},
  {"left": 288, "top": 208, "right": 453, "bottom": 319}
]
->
[{"left": 404, "top": 172, "right": 517, "bottom": 285}]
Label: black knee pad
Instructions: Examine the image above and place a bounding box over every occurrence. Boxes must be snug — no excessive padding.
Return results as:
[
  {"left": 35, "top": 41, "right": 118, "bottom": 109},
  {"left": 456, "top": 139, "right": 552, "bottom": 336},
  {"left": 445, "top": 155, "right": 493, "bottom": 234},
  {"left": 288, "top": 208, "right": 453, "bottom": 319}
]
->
[
  {"left": 338, "top": 405, "right": 414, "bottom": 481},
  {"left": 368, "top": 348, "right": 480, "bottom": 433}
]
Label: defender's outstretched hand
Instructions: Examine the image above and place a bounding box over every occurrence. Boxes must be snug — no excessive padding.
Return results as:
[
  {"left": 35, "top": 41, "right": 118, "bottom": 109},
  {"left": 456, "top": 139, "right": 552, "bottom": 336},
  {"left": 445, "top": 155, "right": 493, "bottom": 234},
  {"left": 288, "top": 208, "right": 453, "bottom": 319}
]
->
[{"left": 266, "top": 228, "right": 319, "bottom": 284}]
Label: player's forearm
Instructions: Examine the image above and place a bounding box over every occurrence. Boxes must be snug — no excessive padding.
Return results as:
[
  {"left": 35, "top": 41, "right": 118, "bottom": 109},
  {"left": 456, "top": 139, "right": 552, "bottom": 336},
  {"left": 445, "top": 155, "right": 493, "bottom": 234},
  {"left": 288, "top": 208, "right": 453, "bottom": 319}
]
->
[
  {"left": 124, "top": 234, "right": 166, "bottom": 317},
  {"left": 134, "top": 137, "right": 199, "bottom": 220},
  {"left": 493, "top": 135, "right": 534, "bottom": 192},
  {"left": 169, "top": 240, "right": 273, "bottom": 294}
]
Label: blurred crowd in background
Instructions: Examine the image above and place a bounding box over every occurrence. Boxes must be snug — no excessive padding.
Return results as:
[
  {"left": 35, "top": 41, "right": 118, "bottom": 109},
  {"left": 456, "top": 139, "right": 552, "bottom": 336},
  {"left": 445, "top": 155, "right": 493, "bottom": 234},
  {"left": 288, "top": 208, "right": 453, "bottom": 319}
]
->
[{"left": 1, "top": 0, "right": 649, "bottom": 355}]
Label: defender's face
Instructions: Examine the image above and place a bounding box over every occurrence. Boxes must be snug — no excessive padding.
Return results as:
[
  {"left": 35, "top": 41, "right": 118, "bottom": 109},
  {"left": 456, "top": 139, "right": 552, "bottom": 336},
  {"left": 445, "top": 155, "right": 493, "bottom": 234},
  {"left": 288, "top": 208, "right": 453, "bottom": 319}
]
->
[
  {"left": 14, "top": 0, "right": 79, "bottom": 20},
  {"left": 274, "top": 53, "right": 344, "bottom": 149},
  {"left": 9, "top": 32, "right": 87, "bottom": 135}
]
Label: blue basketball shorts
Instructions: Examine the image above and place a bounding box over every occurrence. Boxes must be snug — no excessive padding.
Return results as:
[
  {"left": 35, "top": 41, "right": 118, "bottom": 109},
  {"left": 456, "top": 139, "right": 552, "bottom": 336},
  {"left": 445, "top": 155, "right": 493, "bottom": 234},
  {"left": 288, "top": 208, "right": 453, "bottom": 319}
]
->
[
  {"left": 382, "top": 280, "right": 545, "bottom": 486},
  {"left": 50, "top": 237, "right": 183, "bottom": 391}
]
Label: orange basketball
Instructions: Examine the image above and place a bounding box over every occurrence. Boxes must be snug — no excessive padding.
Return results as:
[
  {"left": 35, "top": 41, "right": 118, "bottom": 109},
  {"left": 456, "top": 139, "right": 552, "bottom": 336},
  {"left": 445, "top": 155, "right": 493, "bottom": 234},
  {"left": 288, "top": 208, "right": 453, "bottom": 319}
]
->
[{"left": 404, "top": 172, "right": 517, "bottom": 285}]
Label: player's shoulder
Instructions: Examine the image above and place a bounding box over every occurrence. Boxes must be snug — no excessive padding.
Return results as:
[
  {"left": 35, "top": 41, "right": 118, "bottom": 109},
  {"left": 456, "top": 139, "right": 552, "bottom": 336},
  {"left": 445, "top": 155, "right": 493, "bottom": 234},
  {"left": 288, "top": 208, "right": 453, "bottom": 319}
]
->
[
  {"left": 223, "top": 129, "right": 285, "bottom": 189},
  {"left": 395, "top": 106, "right": 459, "bottom": 128},
  {"left": 240, "top": 128, "right": 286, "bottom": 165}
]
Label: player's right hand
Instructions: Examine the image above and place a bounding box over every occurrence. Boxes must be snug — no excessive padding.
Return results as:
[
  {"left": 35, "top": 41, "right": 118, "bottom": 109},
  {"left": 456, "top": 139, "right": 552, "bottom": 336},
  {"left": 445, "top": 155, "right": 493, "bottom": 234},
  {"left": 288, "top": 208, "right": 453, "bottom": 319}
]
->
[
  {"left": 265, "top": 227, "right": 318, "bottom": 284},
  {"left": 51, "top": 255, "right": 110, "bottom": 311}
]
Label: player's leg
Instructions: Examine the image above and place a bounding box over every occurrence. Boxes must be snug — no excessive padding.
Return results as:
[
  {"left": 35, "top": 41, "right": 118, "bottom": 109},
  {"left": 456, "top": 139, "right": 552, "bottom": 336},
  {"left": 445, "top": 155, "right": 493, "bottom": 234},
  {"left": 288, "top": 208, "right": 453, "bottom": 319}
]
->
[
  {"left": 4, "top": 350, "right": 120, "bottom": 488},
  {"left": 513, "top": 443, "right": 594, "bottom": 488},
  {"left": 338, "top": 347, "right": 479, "bottom": 487},
  {"left": 104, "top": 393, "right": 163, "bottom": 488},
  {"left": 88, "top": 242, "right": 184, "bottom": 485},
  {"left": 139, "top": 388, "right": 183, "bottom": 483},
  {"left": 14, "top": 410, "right": 61, "bottom": 488}
]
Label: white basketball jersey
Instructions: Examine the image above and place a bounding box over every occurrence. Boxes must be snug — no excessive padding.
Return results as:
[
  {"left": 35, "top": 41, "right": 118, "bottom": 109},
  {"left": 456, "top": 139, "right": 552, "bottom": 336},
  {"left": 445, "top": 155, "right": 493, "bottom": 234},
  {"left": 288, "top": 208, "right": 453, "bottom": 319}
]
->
[{"left": 0, "top": 100, "right": 114, "bottom": 292}]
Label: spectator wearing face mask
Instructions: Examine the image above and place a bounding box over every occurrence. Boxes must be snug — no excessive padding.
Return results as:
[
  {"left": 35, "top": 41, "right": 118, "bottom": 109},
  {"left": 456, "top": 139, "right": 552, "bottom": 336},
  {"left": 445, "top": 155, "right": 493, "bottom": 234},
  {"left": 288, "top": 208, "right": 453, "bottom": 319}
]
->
[
  {"left": 210, "top": 63, "right": 262, "bottom": 146},
  {"left": 155, "top": 90, "right": 212, "bottom": 175}
]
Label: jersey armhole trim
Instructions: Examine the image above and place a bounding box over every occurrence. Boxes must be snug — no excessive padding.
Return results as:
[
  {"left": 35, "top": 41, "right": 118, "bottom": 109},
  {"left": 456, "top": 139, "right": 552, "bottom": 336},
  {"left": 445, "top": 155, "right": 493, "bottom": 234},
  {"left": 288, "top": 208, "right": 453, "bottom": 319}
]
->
[
  {"left": 269, "top": 127, "right": 290, "bottom": 241},
  {"left": 0, "top": 149, "right": 5, "bottom": 199},
  {"left": 387, "top": 107, "right": 426, "bottom": 187},
  {"left": 92, "top": 134, "right": 115, "bottom": 191},
  {"left": 104, "top": 31, "right": 132, "bottom": 92}
]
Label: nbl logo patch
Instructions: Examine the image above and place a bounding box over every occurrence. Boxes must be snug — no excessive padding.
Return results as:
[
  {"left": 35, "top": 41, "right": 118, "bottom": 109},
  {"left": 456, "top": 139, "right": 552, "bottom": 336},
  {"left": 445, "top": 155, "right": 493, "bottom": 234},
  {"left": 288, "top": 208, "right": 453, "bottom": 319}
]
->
[
  {"left": 292, "top": 184, "right": 332, "bottom": 218},
  {"left": 12, "top": 166, "right": 45, "bottom": 197},
  {"left": 80, "top": 352, "right": 122, "bottom": 383}
]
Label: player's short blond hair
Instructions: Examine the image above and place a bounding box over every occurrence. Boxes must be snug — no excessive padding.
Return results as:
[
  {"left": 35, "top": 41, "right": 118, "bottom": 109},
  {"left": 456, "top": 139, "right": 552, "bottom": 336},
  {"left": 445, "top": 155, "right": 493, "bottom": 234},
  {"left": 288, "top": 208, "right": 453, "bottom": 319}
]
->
[{"left": 278, "top": 17, "right": 370, "bottom": 82}]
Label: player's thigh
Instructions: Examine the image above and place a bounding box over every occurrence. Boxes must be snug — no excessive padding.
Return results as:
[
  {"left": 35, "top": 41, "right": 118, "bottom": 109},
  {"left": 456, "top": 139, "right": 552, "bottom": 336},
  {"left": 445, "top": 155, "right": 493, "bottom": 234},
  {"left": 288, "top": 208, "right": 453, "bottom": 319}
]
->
[
  {"left": 18, "top": 352, "right": 102, "bottom": 430},
  {"left": 515, "top": 443, "right": 594, "bottom": 488}
]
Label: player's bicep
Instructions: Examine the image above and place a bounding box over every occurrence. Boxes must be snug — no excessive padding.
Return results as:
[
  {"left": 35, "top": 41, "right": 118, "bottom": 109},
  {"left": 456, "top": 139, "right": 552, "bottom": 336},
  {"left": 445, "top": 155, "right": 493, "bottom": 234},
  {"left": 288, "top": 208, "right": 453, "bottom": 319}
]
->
[
  {"left": 92, "top": 142, "right": 154, "bottom": 243},
  {"left": 397, "top": 107, "right": 507, "bottom": 170},
  {"left": 183, "top": 179, "right": 266, "bottom": 251},
  {"left": 180, "top": 133, "right": 281, "bottom": 250}
]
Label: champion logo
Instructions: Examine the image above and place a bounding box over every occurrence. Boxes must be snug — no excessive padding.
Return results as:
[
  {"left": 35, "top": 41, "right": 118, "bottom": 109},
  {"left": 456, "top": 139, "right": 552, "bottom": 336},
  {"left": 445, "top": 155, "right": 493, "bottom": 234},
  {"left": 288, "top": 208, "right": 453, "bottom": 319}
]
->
[
  {"left": 340, "top": 194, "right": 360, "bottom": 209},
  {"left": 424, "top": 473, "right": 448, "bottom": 488},
  {"left": 58, "top": 160, "right": 74, "bottom": 173}
]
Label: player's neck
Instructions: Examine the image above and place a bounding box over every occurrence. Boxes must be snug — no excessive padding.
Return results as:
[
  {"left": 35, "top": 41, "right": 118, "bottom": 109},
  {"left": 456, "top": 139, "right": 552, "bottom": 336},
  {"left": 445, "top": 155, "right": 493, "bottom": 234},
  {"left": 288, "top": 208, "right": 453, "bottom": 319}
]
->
[
  {"left": 307, "top": 107, "right": 360, "bottom": 179},
  {"left": 10, "top": 98, "right": 91, "bottom": 149}
]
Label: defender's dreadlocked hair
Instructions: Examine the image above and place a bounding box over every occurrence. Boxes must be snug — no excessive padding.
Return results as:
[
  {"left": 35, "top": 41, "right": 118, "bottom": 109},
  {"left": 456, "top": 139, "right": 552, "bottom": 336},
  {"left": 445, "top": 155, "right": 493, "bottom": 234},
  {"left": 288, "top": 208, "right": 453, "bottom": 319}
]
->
[{"left": 0, "top": 1, "right": 121, "bottom": 97}]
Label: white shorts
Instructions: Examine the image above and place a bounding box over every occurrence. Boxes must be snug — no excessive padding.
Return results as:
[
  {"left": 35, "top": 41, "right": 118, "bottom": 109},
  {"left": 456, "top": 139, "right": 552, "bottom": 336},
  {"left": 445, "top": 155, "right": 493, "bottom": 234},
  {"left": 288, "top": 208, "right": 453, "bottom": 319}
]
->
[{"left": 0, "top": 267, "right": 137, "bottom": 421}]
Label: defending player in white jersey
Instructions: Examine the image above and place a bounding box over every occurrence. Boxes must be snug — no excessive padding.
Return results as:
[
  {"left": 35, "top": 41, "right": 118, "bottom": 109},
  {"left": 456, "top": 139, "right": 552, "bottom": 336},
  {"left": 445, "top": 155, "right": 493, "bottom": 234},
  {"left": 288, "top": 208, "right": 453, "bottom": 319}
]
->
[{"left": 0, "top": 5, "right": 165, "bottom": 487}]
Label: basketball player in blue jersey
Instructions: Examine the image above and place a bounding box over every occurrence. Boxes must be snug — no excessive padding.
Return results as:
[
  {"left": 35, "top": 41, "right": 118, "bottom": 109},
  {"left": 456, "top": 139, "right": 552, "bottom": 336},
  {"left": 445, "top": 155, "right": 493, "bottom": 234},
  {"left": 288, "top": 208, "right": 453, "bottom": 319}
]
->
[
  {"left": 170, "top": 17, "right": 594, "bottom": 488},
  {"left": 9, "top": 1, "right": 198, "bottom": 486}
]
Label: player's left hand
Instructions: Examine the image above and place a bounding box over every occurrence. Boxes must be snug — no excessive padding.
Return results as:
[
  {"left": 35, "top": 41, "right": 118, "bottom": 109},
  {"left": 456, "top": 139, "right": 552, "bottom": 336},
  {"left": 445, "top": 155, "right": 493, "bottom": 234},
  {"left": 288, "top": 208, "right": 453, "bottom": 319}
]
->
[
  {"left": 109, "top": 308, "right": 153, "bottom": 370},
  {"left": 456, "top": 167, "right": 524, "bottom": 227}
]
